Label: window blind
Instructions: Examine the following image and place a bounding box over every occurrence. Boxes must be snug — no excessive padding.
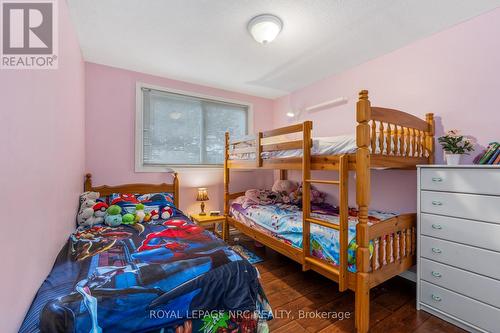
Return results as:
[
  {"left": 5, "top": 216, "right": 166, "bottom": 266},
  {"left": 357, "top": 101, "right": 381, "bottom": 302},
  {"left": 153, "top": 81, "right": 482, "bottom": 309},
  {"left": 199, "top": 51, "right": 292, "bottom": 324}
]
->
[{"left": 142, "top": 88, "right": 248, "bottom": 166}]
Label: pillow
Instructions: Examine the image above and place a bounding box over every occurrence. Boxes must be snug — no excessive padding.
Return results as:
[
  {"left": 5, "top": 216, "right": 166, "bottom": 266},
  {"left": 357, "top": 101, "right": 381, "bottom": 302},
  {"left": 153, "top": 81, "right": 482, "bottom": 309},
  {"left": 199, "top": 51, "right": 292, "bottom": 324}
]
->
[
  {"left": 272, "top": 180, "right": 298, "bottom": 194},
  {"left": 109, "top": 192, "right": 174, "bottom": 205},
  {"left": 109, "top": 192, "right": 175, "bottom": 216},
  {"left": 136, "top": 192, "right": 175, "bottom": 205},
  {"left": 244, "top": 189, "right": 281, "bottom": 206}
]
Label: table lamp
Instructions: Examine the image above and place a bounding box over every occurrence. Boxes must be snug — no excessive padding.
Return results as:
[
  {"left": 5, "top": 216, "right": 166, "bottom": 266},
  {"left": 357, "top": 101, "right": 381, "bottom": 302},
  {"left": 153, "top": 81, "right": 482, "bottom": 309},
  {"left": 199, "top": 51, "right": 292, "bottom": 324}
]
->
[{"left": 196, "top": 187, "right": 209, "bottom": 215}]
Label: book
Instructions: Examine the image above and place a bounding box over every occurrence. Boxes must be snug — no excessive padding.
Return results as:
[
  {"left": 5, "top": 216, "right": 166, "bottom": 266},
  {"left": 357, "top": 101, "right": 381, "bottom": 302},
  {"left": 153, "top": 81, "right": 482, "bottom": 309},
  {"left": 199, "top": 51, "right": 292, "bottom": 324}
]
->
[
  {"left": 495, "top": 151, "right": 500, "bottom": 165},
  {"left": 487, "top": 146, "right": 500, "bottom": 164},
  {"left": 478, "top": 142, "right": 499, "bottom": 164}
]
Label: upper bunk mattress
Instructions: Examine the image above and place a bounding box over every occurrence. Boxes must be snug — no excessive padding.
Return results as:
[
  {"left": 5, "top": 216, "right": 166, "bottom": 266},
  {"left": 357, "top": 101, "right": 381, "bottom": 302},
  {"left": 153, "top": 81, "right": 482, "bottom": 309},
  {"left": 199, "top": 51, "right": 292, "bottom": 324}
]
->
[
  {"left": 229, "top": 200, "right": 407, "bottom": 272},
  {"left": 230, "top": 135, "right": 357, "bottom": 160}
]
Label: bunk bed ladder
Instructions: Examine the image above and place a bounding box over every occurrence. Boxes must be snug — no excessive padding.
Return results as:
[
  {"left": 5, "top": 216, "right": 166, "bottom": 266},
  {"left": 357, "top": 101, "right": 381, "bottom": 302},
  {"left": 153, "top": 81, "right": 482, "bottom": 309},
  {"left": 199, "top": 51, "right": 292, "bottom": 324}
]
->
[{"left": 302, "top": 153, "right": 349, "bottom": 292}]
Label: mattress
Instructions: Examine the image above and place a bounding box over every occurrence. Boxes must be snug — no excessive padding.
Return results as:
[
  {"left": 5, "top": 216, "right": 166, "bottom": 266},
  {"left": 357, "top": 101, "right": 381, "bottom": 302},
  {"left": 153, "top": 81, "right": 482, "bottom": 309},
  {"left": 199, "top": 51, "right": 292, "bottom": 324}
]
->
[
  {"left": 230, "top": 135, "right": 357, "bottom": 160},
  {"left": 229, "top": 134, "right": 407, "bottom": 160},
  {"left": 229, "top": 201, "right": 404, "bottom": 272}
]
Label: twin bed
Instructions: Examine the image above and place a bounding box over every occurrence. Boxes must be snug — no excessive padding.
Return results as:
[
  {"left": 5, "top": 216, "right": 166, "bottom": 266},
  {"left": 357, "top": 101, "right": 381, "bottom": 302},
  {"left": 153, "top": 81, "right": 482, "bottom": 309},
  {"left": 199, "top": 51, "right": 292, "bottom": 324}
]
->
[
  {"left": 224, "top": 90, "right": 435, "bottom": 333},
  {"left": 21, "top": 174, "right": 271, "bottom": 333}
]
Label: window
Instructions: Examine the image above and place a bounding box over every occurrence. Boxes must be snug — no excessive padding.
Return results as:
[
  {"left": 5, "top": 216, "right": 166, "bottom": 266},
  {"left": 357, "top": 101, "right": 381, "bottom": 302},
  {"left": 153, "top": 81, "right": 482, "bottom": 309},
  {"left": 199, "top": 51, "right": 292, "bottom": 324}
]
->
[{"left": 136, "top": 83, "right": 251, "bottom": 170}]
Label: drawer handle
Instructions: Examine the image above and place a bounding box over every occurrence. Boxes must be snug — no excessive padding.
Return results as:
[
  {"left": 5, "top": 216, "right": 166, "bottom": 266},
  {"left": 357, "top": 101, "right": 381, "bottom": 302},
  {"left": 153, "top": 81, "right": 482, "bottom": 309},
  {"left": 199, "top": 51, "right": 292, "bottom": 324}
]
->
[
  {"left": 431, "top": 201, "right": 443, "bottom": 206},
  {"left": 431, "top": 294, "right": 442, "bottom": 302},
  {"left": 432, "top": 177, "right": 443, "bottom": 182},
  {"left": 431, "top": 224, "right": 442, "bottom": 230},
  {"left": 431, "top": 271, "right": 442, "bottom": 278},
  {"left": 431, "top": 248, "right": 442, "bottom": 254}
]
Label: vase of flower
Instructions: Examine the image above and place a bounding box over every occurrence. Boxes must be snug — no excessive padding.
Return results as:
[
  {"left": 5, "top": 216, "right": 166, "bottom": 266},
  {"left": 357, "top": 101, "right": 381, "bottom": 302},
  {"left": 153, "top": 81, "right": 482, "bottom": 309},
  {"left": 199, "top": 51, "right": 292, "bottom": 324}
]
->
[
  {"left": 438, "top": 130, "right": 474, "bottom": 165},
  {"left": 445, "top": 153, "right": 461, "bottom": 165}
]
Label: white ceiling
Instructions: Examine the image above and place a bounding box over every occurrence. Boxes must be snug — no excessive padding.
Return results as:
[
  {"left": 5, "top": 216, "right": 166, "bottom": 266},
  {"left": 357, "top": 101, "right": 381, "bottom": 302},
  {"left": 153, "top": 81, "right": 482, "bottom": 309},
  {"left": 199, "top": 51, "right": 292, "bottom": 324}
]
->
[{"left": 68, "top": 0, "right": 500, "bottom": 98}]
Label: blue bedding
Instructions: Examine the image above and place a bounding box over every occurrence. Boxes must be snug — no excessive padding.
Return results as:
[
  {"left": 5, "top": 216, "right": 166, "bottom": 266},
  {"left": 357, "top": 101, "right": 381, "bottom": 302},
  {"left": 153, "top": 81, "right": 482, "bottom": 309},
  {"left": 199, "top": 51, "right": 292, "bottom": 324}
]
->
[
  {"left": 230, "top": 202, "right": 397, "bottom": 272},
  {"left": 20, "top": 207, "right": 271, "bottom": 333}
]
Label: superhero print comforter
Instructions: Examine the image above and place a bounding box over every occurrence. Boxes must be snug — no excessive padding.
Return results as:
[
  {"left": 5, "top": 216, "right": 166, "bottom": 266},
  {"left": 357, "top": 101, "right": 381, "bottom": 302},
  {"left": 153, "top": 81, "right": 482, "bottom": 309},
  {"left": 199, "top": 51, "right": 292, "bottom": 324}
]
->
[{"left": 20, "top": 208, "right": 272, "bottom": 333}]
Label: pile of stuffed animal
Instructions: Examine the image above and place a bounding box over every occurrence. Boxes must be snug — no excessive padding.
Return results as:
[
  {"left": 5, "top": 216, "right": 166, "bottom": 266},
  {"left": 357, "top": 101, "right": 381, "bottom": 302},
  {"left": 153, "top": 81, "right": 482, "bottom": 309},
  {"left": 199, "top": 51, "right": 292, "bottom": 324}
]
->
[
  {"left": 235, "top": 180, "right": 327, "bottom": 209},
  {"left": 77, "top": 192, "right": 174, "bottom": 228}
]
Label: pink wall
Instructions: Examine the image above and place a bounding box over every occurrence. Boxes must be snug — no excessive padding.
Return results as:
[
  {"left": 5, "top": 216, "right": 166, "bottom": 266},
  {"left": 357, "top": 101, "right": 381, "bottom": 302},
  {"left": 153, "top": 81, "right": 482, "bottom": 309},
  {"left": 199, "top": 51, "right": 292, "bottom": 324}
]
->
[
  {"left": 85, "top": 63, "right": 275, "bottom": 214},
  {"left": 0, "top": 1, "right": 85, "bottom": 332},
  {"left": 273, "top": 8, "right": 500, "bottom": 213}
]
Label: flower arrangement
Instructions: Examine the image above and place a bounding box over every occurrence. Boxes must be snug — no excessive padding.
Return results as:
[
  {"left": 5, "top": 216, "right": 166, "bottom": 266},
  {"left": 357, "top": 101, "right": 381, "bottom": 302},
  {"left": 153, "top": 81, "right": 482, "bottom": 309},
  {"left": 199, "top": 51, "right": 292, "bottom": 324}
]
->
[
  {"left": 438, "top": 130, "right": 474, "bottom": 165},
  {"left": 438, "top": 130, "right": 474, "bottom": 154}
]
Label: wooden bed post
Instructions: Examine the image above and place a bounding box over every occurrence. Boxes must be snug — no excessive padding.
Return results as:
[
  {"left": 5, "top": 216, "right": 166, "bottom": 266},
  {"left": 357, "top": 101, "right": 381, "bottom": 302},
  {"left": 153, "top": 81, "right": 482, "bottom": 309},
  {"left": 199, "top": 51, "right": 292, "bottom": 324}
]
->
[
  {"left": 355, "top": 90, "right": 371, "bottom": 333},
  {"left": 256, "top": 132, "right": 263, "bottom": 167},
  {"left": 426, "top": 113, "right": 435, "bottom": 164},
  {"left": 173, "top": 172, "right": 179, "bottom": 208},
  {"left": 84, "top": 173, "right": 92, "bottom": 192},
  {"left": 301, "top": 121, "right": 313, "bottom": 270},
  {"left": 279, "top": 170, "right": 288, "bottom": 180},
  {"left": 223, "top": 132, "right": 230, "bottom": 241}
]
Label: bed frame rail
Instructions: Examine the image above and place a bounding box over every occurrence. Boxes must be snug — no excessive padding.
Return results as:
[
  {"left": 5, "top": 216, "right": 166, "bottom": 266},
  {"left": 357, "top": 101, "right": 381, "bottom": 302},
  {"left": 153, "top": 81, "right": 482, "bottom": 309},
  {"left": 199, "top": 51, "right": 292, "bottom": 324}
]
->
[
  {"left": 367, "top": 98, "right": 434, "bottom": 164},
  {"left": 228, "top": 122, "right": 309, "bottom": 168},
  {"left": 368, "top": 214, "right": 416, "bottom": 287},
  {"left": 84, "top": 173, "right": 179, "bottom": 208}
]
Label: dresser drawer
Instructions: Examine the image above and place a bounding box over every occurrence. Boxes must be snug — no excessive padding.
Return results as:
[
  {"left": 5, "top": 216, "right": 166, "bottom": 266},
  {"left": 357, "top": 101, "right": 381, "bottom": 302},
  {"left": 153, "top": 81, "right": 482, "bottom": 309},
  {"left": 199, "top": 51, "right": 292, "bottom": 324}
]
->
[
  {"left": 421, "top": 168, "right": 500, "bottom": 195},
  {"left": 420, "top": 281, "right": 500, "bottom": 333},
  {"left": 421, "top": 191, "right": 500, "bottom": 224},
  {"left": 421, "top": 236, "right": 500, "bottom": 280},
  {"left": 421, "top": 213, "right": 500, "bottom": 252},
  {"left": 420, "top": 258, "right": 500, "bottom": 308}
]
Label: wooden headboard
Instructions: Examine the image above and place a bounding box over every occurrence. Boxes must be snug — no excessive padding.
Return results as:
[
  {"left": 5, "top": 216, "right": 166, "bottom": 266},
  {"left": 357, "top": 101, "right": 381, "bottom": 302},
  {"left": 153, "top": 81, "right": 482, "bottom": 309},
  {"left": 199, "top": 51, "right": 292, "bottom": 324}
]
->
[{"left": 84, "top": 173, "right": 179, "bottom": 208}]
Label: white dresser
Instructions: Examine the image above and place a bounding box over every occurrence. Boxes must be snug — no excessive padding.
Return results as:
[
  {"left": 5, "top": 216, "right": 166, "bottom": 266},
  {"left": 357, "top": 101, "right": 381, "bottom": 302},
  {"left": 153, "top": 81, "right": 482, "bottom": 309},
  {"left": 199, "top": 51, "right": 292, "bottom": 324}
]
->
[{"left": 417, "top": 165, "right": 500, "bottom": 333}]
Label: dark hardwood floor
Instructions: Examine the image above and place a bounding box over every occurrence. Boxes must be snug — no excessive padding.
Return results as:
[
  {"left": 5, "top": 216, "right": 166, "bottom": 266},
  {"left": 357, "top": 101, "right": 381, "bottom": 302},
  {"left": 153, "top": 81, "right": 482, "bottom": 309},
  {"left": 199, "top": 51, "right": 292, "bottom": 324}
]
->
[{"left": 236, "top": 238, "right": 466, "bottom": 333}]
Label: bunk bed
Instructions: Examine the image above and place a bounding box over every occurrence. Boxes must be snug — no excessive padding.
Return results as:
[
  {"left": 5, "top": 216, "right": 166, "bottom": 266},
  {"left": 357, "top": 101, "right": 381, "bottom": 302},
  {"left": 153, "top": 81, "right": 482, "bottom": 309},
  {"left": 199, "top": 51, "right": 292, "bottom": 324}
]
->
[{"left": 223, "top": 90, "right": 435, "bottom": 333}]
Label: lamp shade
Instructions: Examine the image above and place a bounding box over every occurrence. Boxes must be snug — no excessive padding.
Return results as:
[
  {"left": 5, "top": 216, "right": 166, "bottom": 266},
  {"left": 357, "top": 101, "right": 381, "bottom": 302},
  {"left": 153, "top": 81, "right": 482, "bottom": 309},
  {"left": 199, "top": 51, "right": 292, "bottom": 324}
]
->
[{"left": 196, "top": 188, "right": 209, "bottom": 201}]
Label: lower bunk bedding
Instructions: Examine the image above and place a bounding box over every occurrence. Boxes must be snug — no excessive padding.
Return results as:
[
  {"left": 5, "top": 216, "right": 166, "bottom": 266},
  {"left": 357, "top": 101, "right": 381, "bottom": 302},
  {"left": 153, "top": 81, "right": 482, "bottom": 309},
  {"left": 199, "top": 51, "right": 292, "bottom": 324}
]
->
[
  {"left": 20, "top": 207, "right": 272, "bottom": 333},
  {"left": 230, "top": 199, "right": 408, "bottom": 272}
]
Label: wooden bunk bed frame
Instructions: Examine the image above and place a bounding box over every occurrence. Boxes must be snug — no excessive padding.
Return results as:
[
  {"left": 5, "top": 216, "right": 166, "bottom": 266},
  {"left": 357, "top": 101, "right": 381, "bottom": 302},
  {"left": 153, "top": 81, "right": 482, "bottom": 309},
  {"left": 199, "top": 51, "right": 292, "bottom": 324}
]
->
[{"left": 223, "top": 90, "right": 435, "bottom": 333}]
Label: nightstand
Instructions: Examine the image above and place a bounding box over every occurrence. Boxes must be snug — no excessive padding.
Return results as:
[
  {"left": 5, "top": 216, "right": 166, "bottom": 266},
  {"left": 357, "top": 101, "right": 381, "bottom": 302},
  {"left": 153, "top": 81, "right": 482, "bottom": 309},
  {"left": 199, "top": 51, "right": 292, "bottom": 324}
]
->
[{"left": 190, "top": 214, "right": 226, "bottom": 239}]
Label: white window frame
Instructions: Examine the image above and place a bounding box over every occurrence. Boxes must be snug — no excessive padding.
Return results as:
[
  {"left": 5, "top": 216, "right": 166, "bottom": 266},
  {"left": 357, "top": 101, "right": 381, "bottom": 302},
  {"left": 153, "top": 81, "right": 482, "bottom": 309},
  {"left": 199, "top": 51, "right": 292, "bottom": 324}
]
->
[{"left": 135, "top": 82, "right": 254, "bottom": 172}]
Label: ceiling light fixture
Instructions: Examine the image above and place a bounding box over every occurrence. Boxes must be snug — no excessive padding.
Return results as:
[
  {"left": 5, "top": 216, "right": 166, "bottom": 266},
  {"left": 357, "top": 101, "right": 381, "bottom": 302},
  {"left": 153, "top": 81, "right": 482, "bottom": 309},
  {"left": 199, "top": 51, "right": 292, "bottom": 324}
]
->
[{"left": 248, "top": 14, "right": 283, "bottom": 44}]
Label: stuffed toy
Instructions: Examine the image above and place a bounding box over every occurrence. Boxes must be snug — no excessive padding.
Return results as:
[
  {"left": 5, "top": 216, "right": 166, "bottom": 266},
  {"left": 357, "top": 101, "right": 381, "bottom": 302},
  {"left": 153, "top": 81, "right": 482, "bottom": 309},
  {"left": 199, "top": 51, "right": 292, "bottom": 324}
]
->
[
  {"left": 150, "top": 209, "right": 160, "bottom": 220},
  {"left": 161, "top": 206, "right": 173, "bottom": 219},
  {"left": 81, "top": 199, "right": 96, "bottom": 210},
  {"left": 272, "top": 180, "right": 298, "bottom": 194},
  {"left": 310, "top": 188, "right": 326, "bottom": 204},
  {"left": 288, "top": 184, "right": 326, "bottom": 206},
  {"left": 288, "top": 186, "right": 303, "bottom": 206},
  {"left": 77, "top": 191, "right": 101, "bottom": 227},
  {"left": 79, "top": 191, "right": 99, "bottom": 206},
  {"left": 135, "top": 203, "right": 146, "bottom": 223},
  {"left": 92, "top": 202, "right": 109, "bottom": 224},
  {"left": 122, "top": 213, "right": 135, "bottom": 224},
  {"left": 143, "top": 213, "right": 152, "bottom": 223},
  {"left": 77, "top": 207, "right": 97, "bottom": 227},
  {"left": 104, "top": 205, "right": 122, "bottom": 227}
]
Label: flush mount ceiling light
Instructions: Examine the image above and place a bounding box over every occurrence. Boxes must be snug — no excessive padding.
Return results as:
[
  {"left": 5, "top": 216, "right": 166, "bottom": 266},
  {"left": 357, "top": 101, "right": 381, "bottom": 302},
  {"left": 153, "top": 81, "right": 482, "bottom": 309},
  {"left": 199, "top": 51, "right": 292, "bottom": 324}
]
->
[{"left": 247, "top": 14, "right": 283, "bottom": 44}]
